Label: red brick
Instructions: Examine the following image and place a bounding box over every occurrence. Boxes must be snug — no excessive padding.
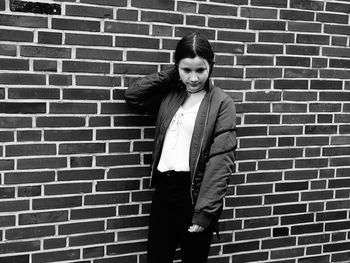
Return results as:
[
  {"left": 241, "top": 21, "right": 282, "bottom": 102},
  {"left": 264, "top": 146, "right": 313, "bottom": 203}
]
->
[
  {"left": 0, "top": 255, "right": 29, "bottom": 263},
  {"left": 4, "top": 171, "right": 55, "bottom": 184},
  {"left": 70, "top": 156, "right": 93, "bottom": 168},
  {"left": 0, "top": 240, "right": 40, "bottom": 254},
  {"left": 19, "top": 211, "right": 68, "bottom": 225},
  {"left": 0, "top": 131, "right": 13, "bottom": 143},
  {"left": 6, "top": 226, "right": 55, "bottom": 240},
  {"left": 141, "top": 10, "right": 183, "bottom": 24},
  {"left": 38, "top": 31, "right": 62, "bottom": 44},
  {"left": 289, "top": 21, "right": 322, "bottom": 33},
  {"left": 62, "top": 60, "right": 109, "bottom": 73},
  {"left": 66, "top": 4, "right": 113, "bottom": 18},
  {"left": 83, "top": 246, "right": 104, "bottom": 258},
  {"left": 297, "top": 34, "right": 329, "bottom": 45},
  {"left": 21, "top": 45, "right": 71, "bottom": 58},
  {"left": 5, "top": 144, "right": 56, "bottom": 157},
  {"left": 276, "top": 56, "right": 310, "bottom": 67},
  {"left": 326, "top": 24, "right": 350, "bottom": 35},
  {"left": 45, "top": 183, "right": 92, "bottom": 195},
  {"left": 290, "top": 0, "right": 324, "bottom": 10},
  {"left": 317, "top": 13, "right": 348, "bottom": 24},
  {"left": 52, "top": 18, "right": 100, "bottom": 32},
  {"left": 208, "top": 17, "right": 246, "bottom": 29},
  {"left": 186, "top": 15, "right": 205, "bottom": 26},
  {"left": 59, "top": 221, "right": 104, "bottom": 235},
  {"left": 76, "top": 75, "right": 121, "bottom": 86},
  {"left": 283, "top": 91, "right": 317, "bottom": 101},
  {"left": 105, "top": 21, "right": 149, "bottom": 35},
  {"left": 175, "top": 27, "right": 216, "bottom": 40},
  {"left": 117, "top": 9, "right": 138, "bottom": 21},
  {"left": 8, "top": 88, "right": 60, "bottom": 100},
  {"left": 280, "top": 9, "right": 314, "bottom": 21},
  {"left": 199, "top": 3, "right": 237, "bottom": 16},
  {"left": 0, "top": 58, "right": 28, "bottom": 70},
  {"left": 0, "top": 44, "right": 17, "bottom": 56},
  {"left": 232, "top": 252, "right": 269, "bottom": 262},
  {"left": 0, "top": 73, "right": 46, "bottom": 85},
  {"left": 81, "top": 0, "right": 127, "bottom": 6},
  {"left": 32, "top": 249, "right": 80, "bottom": 263},
  {"left": 96, "top": 179, "right": 140, "bottom": 192},
  {"left": 71, "top": 207, "right": 115, "bottom": 220},
  {"left": 326, "top": 2, "right": 350, "bottom": 13},
  {"left": 96, "top": 129, "right": 141, "bottom": 140},
  {"left": 0, "top": 160, "right": 14, "bottom": 171},
  {"left": 241, "top": 7, "right": 277, "bottom": 18},
  {"left": 70, "top": 232, "right": 114, "bottom": 247},
  {"left": 246, "top": 68, "right": 282, "bottom": 78},
  {"left": 36, "top": 117, "right": 85, "bottom": 127},
  {"left": 250, "top": 20, "right": 285, "bottom": 31},
  {"left": 127, "top": 51, "right": 170, "bottom": 63},
  {"left": 17, "top": 157, "right": 67, "bottom": 170},
  {"left": 247, "top": 43, "right": 283, "bottom": 54},
  {"left": 66, "top": 33, "right": 113, "bottom": 47},
  {"left": 84, "top": 193, "right": 129, "bottom": 206},
  {"left": 0, "top": 14, "right": 47, "bottom": 28},
  {"left": 18, "top": 186, "right": 41, "bottom": 197},
  {"left": 49, "top": 74, "right": 72, "bottom": 86},
  {"left": 44, "top": 238, "right": 66, "bottom": 250},
  {"left": 131, "top": 0, "right": 173, "bottom": 10},
  {"left": 50, "top": 102, "right": 97, "bottom": 114}
]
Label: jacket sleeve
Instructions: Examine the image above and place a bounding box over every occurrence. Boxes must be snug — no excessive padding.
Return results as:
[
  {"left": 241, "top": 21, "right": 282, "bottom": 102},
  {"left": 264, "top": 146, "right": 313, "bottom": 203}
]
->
[
  {"left": 124, "top": 65, "right": 179, "bottom": 112},
  {"left": 192, "top": 97, "right": 237, "bottom": 228}
]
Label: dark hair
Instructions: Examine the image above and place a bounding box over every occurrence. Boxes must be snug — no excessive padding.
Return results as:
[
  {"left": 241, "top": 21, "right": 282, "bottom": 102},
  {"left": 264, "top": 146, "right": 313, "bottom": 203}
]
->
[{"left": 174, "top": 32, "right": 214, "bottom": 70}]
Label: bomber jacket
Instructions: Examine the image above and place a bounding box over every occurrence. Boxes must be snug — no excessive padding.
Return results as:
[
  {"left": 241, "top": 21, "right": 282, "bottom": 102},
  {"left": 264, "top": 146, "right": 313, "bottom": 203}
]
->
[{"left": 124, "top": 66, "right": 237, "bottom": 228}]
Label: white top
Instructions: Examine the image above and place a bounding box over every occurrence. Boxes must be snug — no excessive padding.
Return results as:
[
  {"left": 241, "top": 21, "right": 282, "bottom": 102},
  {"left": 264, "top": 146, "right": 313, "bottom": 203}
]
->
[{"left": 157, "top": 98, "right": 204, "bottom": 172}]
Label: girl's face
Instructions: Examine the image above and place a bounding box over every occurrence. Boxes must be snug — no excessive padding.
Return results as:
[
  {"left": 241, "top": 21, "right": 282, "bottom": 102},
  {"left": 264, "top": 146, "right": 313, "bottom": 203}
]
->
[{"left": 178, "top": 56, "right": 210, "bottom": 93}]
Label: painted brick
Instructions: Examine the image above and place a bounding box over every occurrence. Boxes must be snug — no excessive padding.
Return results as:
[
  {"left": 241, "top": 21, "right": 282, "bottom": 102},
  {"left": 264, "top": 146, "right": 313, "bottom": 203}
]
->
[{"left": 10, "top": 0, "right": 61, "bottom": 14}]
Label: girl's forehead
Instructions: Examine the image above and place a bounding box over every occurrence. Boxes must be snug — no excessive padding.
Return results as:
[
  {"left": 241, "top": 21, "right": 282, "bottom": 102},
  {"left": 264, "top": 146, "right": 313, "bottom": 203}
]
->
[{"left": 179, "top": 56, "right": 209, "bottom": 67}]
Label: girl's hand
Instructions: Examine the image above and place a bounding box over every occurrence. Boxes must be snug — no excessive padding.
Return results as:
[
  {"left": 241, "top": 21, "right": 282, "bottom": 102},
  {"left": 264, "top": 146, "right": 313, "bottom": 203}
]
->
[{"left": 188, "top": 224, "right": 205, "bottom": 233}]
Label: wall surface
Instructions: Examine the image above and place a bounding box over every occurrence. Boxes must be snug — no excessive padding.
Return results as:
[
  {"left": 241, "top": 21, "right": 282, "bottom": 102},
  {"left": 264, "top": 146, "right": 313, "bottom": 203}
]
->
[{"left": 1, "top": 0, "right": 350, "bottom": 262}]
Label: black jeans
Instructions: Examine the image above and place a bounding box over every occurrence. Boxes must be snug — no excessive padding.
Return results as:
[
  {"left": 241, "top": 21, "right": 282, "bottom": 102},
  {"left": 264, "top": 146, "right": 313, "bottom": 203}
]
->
[{"left": 147, "top": 171, "right": 214, "bottom": 263}]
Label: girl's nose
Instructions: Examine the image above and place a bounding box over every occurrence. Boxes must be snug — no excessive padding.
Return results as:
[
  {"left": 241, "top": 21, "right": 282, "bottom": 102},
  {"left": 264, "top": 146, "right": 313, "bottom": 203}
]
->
[{"left": 190, "top": 72, "right": 198, "bottom": 82}]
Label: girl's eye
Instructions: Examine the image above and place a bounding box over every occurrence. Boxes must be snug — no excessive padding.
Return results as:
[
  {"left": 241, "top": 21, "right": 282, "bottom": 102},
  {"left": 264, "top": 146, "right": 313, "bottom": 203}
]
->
[
  {"left": 183, "top": 69, "right": 191, "bottom": 73},
  {"left": 196, "top": 68, "right": 205, "bottom": 73}
]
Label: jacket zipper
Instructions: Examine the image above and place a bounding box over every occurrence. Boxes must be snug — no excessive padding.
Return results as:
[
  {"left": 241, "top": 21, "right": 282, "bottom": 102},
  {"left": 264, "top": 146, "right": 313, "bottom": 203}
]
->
[{"left": 190, "top": 97, "right": 210, "bottom": 204}]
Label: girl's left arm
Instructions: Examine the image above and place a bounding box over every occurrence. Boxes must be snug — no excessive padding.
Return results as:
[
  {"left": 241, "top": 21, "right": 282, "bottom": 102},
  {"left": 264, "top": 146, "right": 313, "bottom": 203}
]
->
[{"left": 192, "top": 97, "right": 237, "bottom": 228}]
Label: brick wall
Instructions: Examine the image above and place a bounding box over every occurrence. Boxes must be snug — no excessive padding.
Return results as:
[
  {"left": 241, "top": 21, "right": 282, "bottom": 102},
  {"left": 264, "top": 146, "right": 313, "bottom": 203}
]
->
[{"left": 1, "top": 0, "right": 350, "bottom": 262}]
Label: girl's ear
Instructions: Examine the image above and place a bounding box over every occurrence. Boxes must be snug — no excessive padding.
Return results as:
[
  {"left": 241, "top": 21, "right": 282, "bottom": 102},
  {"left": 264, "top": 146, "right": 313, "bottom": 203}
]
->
[{"left": 209, "top": 61, "right": 215, "bottom": 76}]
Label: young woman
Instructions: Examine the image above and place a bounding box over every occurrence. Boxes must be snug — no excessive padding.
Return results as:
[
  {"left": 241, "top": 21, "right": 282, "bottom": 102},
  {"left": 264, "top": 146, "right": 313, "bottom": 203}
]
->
[{"left": 124, "top": 32, "right": 236, "bottom": 263}]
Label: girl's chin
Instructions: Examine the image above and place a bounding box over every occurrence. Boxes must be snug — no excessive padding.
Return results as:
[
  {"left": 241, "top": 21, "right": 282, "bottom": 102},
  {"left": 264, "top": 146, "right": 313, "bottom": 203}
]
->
[{"left": 186, "top": 85, "right": 203, "bottom": 92}]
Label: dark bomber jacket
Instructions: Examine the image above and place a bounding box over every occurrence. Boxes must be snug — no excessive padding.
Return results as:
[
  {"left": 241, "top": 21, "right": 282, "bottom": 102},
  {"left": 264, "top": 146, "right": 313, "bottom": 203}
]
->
[{"left": 124, "top": 66, "right": 237, "bottom": 228}]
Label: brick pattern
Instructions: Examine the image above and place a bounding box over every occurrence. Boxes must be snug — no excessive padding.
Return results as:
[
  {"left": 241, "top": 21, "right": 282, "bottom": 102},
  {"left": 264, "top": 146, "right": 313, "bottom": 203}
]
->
[{"left": 0, "top": 0, "right": 350, "bottom": 262}]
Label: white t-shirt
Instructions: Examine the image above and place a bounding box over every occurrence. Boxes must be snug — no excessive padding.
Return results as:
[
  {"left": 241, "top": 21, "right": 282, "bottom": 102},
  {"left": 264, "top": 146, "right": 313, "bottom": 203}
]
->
[{"left": 157, "top": 98, "right": 203, "bottom": 172}]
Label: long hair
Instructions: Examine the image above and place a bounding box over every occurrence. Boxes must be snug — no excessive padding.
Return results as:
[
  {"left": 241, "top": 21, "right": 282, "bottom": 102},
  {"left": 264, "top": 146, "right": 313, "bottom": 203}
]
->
[{"left": 174, "top": 32, "right": 215, "bottom": 75}]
